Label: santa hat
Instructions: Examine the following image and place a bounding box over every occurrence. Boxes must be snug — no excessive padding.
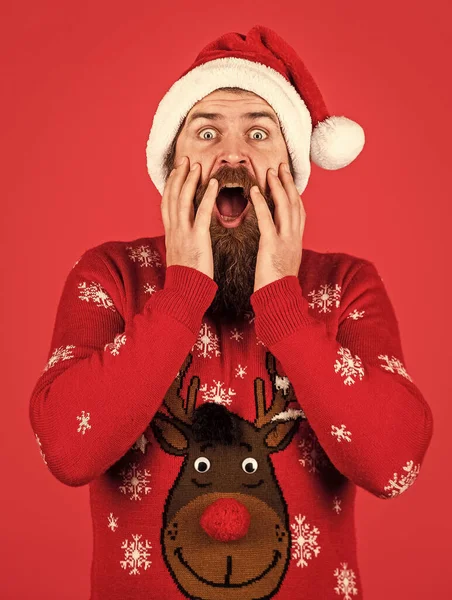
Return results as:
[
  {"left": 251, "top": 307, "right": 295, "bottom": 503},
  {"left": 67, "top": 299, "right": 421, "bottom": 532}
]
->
[{"left": 146, "top": 24, "right": 365, "bottom": 196}]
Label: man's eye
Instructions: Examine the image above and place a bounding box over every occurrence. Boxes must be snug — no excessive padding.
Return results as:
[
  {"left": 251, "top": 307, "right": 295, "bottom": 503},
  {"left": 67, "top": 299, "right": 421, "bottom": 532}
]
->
[
  {"left": 199, "top": 128, "right": 217, "bottom": 140},
  {"left": 249, "top": 129, "right": 268, "bottom": 140}
]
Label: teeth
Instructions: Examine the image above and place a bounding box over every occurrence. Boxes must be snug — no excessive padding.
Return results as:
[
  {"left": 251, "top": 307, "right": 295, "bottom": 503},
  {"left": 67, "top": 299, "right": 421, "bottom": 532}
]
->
[{"left": 222, "top": 183, "right": 242, "bottom": 188}]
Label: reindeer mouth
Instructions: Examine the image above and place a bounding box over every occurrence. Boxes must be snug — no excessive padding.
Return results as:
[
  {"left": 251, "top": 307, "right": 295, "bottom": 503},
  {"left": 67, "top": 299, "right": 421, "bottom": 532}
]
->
[{"left": 174, "top": 547, "right": 282, "bottom": 587}]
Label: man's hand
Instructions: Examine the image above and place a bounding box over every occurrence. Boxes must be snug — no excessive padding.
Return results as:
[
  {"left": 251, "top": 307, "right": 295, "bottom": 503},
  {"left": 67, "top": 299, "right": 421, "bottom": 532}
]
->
[
  {"left": 161, "top": 156, "right": 218, "bottom": 281},
  {"left": 250, "top": 162, "right": 306, "bottom": 293}
]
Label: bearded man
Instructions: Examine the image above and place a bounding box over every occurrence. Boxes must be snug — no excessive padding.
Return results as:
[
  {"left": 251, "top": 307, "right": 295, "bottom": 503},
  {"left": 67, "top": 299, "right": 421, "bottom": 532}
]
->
[{"left": 30, "top": 24, "right": 433, "bottom": 600}]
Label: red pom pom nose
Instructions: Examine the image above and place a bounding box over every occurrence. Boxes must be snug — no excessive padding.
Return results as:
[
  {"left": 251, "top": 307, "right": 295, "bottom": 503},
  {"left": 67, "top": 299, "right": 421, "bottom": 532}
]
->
[{"left": 200, "top": 498, "right": 251, "bottom": 542}]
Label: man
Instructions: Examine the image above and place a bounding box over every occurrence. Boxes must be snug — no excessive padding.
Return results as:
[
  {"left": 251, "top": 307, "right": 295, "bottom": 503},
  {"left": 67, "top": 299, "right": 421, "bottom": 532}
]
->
[{"left": 30, "top": 25, "right": 433, "bottom": 600}]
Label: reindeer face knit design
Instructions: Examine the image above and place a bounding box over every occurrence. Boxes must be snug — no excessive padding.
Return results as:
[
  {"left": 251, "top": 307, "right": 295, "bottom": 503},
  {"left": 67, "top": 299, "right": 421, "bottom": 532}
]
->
[{"left": 29, "top": 234, "right": 433, "bottom": 600}]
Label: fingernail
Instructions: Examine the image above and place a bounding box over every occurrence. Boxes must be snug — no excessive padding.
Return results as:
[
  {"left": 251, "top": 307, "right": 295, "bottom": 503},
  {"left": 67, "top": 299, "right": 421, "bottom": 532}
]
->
[
  {"left": 176, "top": 156, "right": 186, "bottom": 166},
  {"left": 190, "top": 162, "right": 199, "bottom": 171},
  {"left": 269, "top": 168, "right": 277, "bottom": 175},
  {"left": 283, "top": 163, "right": 290, "bottom": 173}
]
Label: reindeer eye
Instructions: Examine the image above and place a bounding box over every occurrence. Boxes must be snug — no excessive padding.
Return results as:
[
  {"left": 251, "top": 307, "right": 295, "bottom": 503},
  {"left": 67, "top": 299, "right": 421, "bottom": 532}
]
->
[
  {"left": 242, "top": 458, "right": 258, "bottom": 473},
  {"left": 194, "top": 457, "right": 211, "bottom": 473}
]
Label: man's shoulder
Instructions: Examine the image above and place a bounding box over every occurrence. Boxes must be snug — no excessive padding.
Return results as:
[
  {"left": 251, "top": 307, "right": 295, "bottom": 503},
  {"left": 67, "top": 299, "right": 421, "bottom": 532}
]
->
[
  {"left": 302, "top": 246, "right": 372, "bottom": 273},
  {"left": 80, "top": 235, "right": 166, "bottom": 268}
]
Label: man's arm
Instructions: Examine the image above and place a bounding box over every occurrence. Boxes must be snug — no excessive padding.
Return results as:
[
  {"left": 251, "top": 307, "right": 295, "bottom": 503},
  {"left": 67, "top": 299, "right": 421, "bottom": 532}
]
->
[
  {"left": 250, "top": 259, "right": 434, "bottom": 498},
  {"left": 29, "top": 247, "right": 218, "bottom": 487}
]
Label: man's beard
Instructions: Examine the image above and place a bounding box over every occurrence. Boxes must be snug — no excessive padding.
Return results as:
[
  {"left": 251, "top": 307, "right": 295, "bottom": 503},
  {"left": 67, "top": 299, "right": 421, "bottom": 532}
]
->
[{"left": 192, "top": 164, "right": 275, "bottom": 325}]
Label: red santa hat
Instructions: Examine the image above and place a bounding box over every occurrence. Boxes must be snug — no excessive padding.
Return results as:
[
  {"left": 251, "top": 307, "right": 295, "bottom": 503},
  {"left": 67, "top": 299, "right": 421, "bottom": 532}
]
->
[{"left": 146, "top": 24, "right": 365, "bottom": 196}]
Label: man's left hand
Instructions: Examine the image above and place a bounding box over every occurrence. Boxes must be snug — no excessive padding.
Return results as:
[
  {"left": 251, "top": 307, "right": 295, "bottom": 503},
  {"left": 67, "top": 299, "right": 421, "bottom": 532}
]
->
[{"left": 250, "top": 162, "right": 306, "bottom": 293}]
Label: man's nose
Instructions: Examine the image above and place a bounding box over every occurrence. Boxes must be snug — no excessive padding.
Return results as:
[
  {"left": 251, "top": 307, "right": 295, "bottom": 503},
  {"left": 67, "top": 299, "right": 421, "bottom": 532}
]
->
[{"left": 216, "top": 137, "right": 251, "bottom": 169}]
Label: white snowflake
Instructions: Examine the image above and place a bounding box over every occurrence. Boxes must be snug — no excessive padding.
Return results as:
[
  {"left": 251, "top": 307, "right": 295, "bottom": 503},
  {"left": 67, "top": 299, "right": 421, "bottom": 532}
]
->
[
  {"left": 256, "top": 337, "right": 266, "bottom": 346},
  {"left": 126, "top": 244, "right": 162, "bottom": 268},
  {"left": 108, "top": 513, "right": 118, "bottom": 532},
  {"left": 235, "top": 364, "right": 247, "bottom": 379},
  {"left": 297, "top": 428, "right": 330, "bottom": 474},
  {"left": 104, "top": 333, "right": 127, "bottom": 356},
  {"left": 119, "top": 463, "right": 152, "bottom": 501},
  {"left": 120, "top": 533, "right": 152, "bottom": 575},
  {"left": 200, "top": 380, "right": 236, "bottom": 406},
  {"left": 379, "top": 460, "right": 421, "bottom": 499},
  {"left": 347, "top": 309, "right": 365, "bottom": 320},
  {"left": 76, "top": 410, "right": 91, "bottom": 435},
  {"left": 331, "top": 424, "right": 352, "bottom": 443},
  {"left": 78, "top": 281, "right": 116, "bottom": 311},
  {"left": 334, "top": 347, "right": 365, "bottom": 386},
  {"left": 378, "top": 354, "right": 413, "bottom": 382},
  {"left": 308, "top": 283, "right": 341, "bottom": 314},
  {"left": 131, "top": 433, "right": 150, "bottom": 454},
  {"left": 35, "top": 434, "right": 47, "bottom": 465},
  {"left": 333, "top": 562, "right": 359, "bottom": 598},
  {"left": 333, "top": 496, "right": 342, "bottom": 514},
  {"left": 230, "top": 328, "right": 244, "bottom": 342},
  {"left": 144, "top": 282, "right": 157, "bottom": 295},
  {"left": 192, "top": 322, "right": 221, "bottom": 358},
  {"left": 43, "top": 345, "right": 76, "bottom": 372},
  {"left": 290, "top": 513, "right": 321, "bottom": 568}
]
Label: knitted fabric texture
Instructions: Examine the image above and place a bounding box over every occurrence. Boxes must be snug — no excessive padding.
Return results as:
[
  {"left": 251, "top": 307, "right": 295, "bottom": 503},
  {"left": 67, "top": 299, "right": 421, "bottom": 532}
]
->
[{"left": 29, "top": 235, "right": 433, "bottom": 600}]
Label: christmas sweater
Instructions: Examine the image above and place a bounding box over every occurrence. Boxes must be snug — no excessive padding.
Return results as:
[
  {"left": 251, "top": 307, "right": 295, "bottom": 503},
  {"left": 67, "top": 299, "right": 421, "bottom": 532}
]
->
[{"left": 29, "top": 234, "right": 434, "bottom": 600}]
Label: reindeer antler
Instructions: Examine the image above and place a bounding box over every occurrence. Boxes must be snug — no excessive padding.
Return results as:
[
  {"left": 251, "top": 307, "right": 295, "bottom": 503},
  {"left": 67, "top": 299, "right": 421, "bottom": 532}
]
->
[
  {"left": 254, "top": 352, "right": 297, "bottom": 429},
  {"left": 163, "top": 353, "right": 200, "bottom": 425}
]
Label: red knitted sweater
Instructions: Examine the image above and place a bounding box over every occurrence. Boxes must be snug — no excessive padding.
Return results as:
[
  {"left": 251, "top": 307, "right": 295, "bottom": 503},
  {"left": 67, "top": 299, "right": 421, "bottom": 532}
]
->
[{"left": 29, "top": 234, "right": 433, "bottom": 600}]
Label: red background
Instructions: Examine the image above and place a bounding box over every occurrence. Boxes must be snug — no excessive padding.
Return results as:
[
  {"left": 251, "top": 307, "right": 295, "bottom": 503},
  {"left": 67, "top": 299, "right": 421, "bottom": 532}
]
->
[{"left": 1, "top": 1, "right": 449, "bottom": 598}]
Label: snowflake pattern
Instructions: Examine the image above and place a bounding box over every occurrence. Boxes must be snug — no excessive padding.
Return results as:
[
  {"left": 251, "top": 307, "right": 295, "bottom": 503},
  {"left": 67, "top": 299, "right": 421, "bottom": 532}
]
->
[
  {"left": 331, "top": 424, "right": 352, "bottom": 443},
  {"left": 290, "top": 513, "right": 321, "bottom": 568},
  {"left": 334, "top": 562, "right": 359, "bottom": 598},
  {"left": 78, "top": 281, "right": 116, "bottom": 311},
  {"left": 144, "top": 282, "right": 157, "bottom": 295},
  {"left": 199, "top": 380, "right": 236, "bottom": 406},
  {"left": 334, "top": 347, "right": 365, "bottom": 386},
  {"left": 347, "top": 309, "right": 365, "bottom": 320},
  {"left": 308, "top": 283, "right": 341, "bottom": 314},
  {"left": 230, "top": 328, "right": 244, "bottom": 342},
  {"left": 333, "top": 496, "right": 342, "bottom": 514},
  {"left": 35, "top": 434, "right": 47, "bottom": 465},
  {"left": 378, "top": 355, "right": 413, "bottom": 382},
  {"left": 297, "top": 428, "right": 330, "bottom": 474},
  {"left": 119, "top": 463, "right": 152, "bottom": 501},
  {"left": 126, "top": 244, "right": 162, "bottom": 268},
  {"left": 76, "top": 410, "right": 91, "bottom": 435},
  {"left": 192, "top": 322, "right": 221, "bottom": 358},
  {"left": 120, "top": 534, "right": 152, "bottom": 575},
  {"left": 108, "top": 513, "right": 118, "bottom": 532},
  {"left": 104, "top": 333, "right": 127, "bottom": 356},
  {"left": 235, "top": 364, "right": 247, "bottom": 379},
  {"left": 43, "top": 345, "right": 76, "bottom": 372},
  {"left": 379, "top": 460, "right": 421, "bottom": 499},
  {"left": 131, "top": 433, "right": 150, "bottom": 454}
]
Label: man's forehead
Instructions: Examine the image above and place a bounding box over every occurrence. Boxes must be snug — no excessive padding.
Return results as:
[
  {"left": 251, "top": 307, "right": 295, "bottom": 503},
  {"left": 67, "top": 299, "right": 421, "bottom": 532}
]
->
[{"left": 186, "top": 90, "right": 278, "bottom": 121}]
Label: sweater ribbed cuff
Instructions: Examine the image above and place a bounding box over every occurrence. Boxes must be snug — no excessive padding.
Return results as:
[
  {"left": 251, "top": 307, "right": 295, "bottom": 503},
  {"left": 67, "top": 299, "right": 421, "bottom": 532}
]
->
[
  {"left": 145, "top": 265, "right": 218, "bottom": 334},
  {"left": 250, "top": 276, "right": 317, "bottom": 346}
]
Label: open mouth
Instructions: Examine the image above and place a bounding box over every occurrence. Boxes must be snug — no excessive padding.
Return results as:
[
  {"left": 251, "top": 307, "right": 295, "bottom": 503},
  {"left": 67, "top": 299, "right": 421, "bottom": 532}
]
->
[{"left": 215, "top": 185, "right": 249, "bottom": 224}]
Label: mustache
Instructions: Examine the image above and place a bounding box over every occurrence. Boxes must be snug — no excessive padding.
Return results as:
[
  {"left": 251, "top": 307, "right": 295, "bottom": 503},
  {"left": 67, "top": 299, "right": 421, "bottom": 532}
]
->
[{"left": 195, "top": 164, "right": 270, "bottom": 204}]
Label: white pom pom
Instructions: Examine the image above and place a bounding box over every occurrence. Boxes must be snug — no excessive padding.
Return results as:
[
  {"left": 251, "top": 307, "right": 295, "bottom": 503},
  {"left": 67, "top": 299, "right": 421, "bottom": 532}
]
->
[{"left": 310, "top": 115, "right": 365, "bottom": 170}]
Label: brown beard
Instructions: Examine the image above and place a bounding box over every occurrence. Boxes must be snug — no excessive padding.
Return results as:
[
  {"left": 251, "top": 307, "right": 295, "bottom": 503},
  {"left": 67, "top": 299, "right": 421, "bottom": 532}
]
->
[{"left": 192, "top": 164, "right": 276, "bottom": 325}]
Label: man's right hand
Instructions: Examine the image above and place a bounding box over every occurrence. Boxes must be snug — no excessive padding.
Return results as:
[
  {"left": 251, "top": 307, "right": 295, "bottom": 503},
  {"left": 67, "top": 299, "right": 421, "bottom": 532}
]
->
[{"left": 161, "top": 156, "right": 219, "bottom": 280}]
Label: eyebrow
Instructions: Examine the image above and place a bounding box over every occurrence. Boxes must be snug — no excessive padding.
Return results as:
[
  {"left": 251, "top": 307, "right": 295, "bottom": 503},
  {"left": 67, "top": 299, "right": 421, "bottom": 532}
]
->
[{"left": 187, "top": 110, "right": 280, "bottom": 128}]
